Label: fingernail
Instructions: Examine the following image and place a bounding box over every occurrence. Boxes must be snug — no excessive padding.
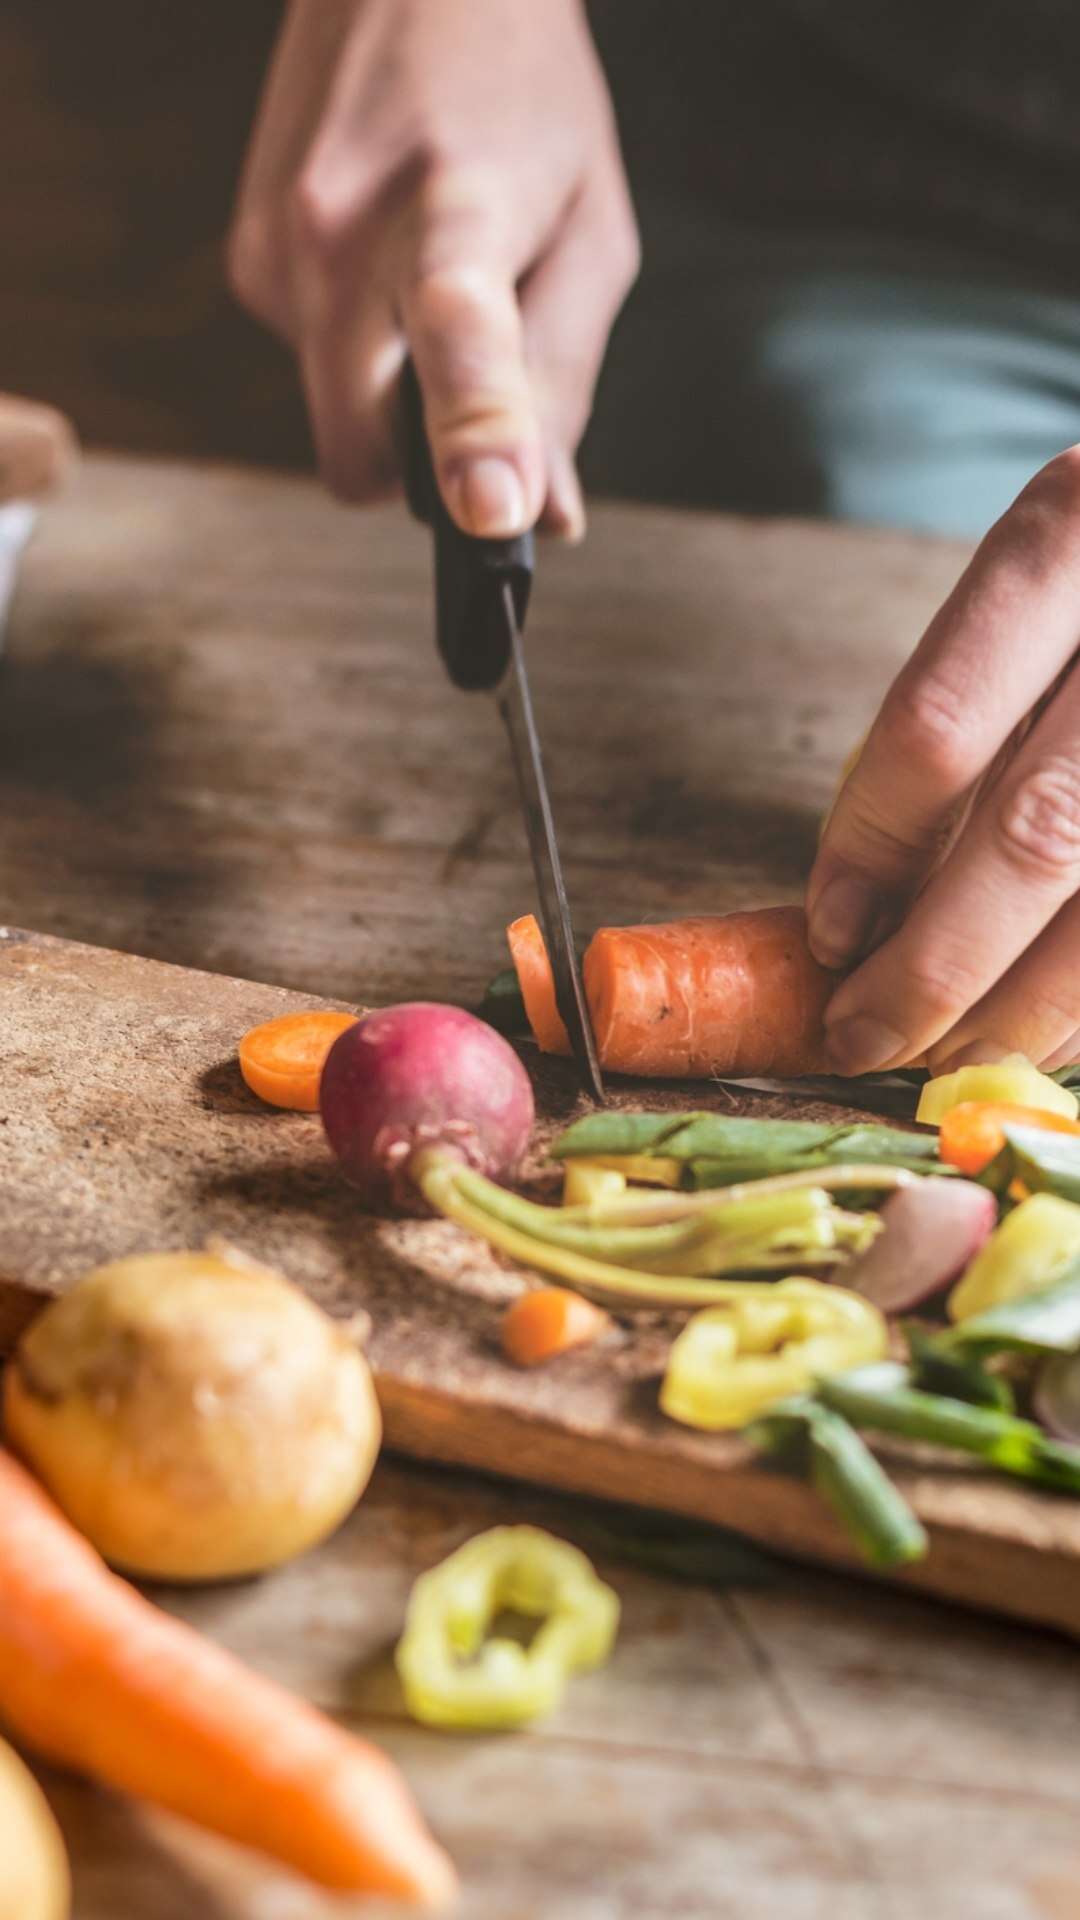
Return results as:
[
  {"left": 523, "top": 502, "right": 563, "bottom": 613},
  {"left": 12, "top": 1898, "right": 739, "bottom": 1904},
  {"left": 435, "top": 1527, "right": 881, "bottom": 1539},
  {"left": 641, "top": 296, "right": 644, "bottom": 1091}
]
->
[
  {"left": 825, "top": 1015, "right": 908, "bottom": 1076},
  {"left": 808, "top": 872, "right": 881, "bottom": 967},
  {"left": 447, "top": 457, "right": 526, "bottom": 537}
]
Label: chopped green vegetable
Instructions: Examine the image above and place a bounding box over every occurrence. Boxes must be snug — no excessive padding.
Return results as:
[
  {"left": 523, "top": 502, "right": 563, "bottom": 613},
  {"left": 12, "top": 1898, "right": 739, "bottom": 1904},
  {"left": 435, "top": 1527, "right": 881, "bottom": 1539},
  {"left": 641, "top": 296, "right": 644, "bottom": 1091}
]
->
[
  {"left": 747, "top": 1396, "right": 928, "bottom": 1568},
  {"left": 395, "top": 1525, "right": 619, "bottom": 1730},
  {"left": 415, "top": 1148, "right": 865, "bottom": 1307},
  {"left": 451, "top": 1166, "right": 875, "bottom": 1276},
  {"left": 943, "top": 1264, "right": 1080, "bottom": 1357},
  {"left": 904, "top": 1323, "right": 1014, "bottom": 1411},
  {"left": 819, "top": 1362, "right": 1080, "bottom": 1495},
  {"left": 982, "top": 1125, "right": 1080, "bottom": 1206},
  {"left": 554, "top": 1111, "right": 944, "bottom": 1188}
]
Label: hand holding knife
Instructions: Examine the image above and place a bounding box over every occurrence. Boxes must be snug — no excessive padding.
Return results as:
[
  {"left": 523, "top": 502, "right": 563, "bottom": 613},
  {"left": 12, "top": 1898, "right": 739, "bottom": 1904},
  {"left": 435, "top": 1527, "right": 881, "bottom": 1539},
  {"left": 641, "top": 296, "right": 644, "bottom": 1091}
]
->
[{"left": 400, "top": 365, "right": 604, "bottom": 1103}]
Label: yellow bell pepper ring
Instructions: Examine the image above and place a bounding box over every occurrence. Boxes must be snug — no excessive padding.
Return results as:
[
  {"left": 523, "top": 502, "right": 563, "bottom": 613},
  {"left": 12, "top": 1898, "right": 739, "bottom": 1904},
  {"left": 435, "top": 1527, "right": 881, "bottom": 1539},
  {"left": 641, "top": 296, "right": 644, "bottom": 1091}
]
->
[
  {"left": 395, "top": 1526, "right": 620, "bottom": 1731},
  {"left": 659, "top": 1278, "right": 888, "bottom": 1431},
  {"left": 917, "top": 1055, "right": 1078, "bottom": 1127}
]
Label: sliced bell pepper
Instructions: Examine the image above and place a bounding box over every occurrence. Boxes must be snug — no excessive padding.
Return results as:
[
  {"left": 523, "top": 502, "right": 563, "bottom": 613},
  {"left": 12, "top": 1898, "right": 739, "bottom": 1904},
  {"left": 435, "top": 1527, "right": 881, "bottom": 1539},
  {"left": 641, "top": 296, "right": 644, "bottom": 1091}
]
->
[
  {"left": 917, "top": 1055, "right": 1078, "bottom": 1127},
  {"left": 659, "top": 1278, "right": 887, "bottom": 1431},
  {"left": 948, "top": 1192, "right": 1080, "bottom": 1322},
  {"left": 395, "top": 1526, "right": 619, "bottom": 1731},
  {"left": 561, "top": 1162, "right": 628, "bottom": 1208}
]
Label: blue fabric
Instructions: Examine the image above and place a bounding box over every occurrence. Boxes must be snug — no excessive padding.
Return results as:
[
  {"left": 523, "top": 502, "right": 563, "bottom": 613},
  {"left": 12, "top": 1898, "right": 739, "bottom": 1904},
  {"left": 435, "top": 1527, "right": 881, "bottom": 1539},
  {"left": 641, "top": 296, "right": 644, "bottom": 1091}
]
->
[{"left": 585, "top": 215, "right": 1080, "bottom": 539}]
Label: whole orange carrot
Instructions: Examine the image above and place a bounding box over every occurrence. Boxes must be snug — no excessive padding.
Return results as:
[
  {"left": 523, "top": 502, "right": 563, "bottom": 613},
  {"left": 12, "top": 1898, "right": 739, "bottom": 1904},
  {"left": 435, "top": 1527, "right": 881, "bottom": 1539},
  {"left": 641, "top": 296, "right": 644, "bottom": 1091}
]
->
[
  {"left": 0, "top": 1449, "right": 455, "bottom": 1906},
  {"left": 509, "top": 906, "right": 835, "bottom": 1078}
]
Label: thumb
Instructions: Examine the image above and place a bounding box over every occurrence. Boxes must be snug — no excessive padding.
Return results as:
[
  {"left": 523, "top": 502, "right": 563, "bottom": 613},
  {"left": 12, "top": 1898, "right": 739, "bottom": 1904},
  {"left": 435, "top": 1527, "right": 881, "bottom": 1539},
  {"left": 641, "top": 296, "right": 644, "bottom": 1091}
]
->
[{"left": 401, "top": 256, "right": 546, "bottom": 539}]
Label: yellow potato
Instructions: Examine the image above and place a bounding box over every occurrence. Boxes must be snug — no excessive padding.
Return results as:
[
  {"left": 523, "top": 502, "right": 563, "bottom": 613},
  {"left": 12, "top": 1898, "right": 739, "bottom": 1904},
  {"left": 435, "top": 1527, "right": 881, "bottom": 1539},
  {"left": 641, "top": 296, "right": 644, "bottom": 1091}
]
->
[
  {"left": 0, "top": 1737, "right": 70, "bottom": 1920},
  {"left": 4, "top": 1245, "right": 381, "bottom": 1582}
]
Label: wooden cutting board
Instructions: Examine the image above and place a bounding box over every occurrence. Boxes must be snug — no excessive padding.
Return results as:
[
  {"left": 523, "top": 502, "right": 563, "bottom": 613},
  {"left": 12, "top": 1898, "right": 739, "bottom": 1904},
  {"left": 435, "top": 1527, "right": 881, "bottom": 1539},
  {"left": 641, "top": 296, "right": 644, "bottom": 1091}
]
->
[{"left": 3, "top": 923, "right": 1080, "bottom": 1637}]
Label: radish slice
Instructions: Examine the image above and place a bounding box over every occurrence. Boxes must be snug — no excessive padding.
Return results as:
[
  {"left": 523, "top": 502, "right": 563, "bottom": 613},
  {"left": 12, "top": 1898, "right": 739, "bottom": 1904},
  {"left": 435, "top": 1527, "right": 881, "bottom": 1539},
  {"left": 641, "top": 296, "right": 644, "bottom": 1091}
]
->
[
  {"left": 1034, "top": 1352, "right": 1080, "bottom": 1444},
  {"left": 842, "top": 1179, "right": 998, "bottom": 1314}
]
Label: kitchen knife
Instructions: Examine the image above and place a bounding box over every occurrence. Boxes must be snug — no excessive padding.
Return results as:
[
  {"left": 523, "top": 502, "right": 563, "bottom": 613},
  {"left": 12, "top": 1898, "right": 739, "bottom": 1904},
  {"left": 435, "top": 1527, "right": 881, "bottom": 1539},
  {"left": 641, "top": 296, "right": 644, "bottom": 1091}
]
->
[{"left": 400, "top": 364, "right": 604, "bottom": 1103}]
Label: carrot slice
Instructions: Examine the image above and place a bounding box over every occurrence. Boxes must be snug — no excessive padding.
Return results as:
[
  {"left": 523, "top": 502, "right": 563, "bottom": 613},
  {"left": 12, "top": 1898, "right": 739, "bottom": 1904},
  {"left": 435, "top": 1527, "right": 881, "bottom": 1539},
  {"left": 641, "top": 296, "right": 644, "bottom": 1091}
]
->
[
  {"left": 939, "top": 1102, "right": 1080, "bottom": 1175},
  {"left": 506, "top": 916, "right": 570, "bottom": 1056},
  {"left": 501, "top": 1288, "right": 610, "bottom": 1367},
  {"left": 238, "top": 1010, "right": 358, "bottom": 1111},
  {"left": 507, "top": 907, "right": 835, "bottom": 1078},
  {"left": 0, "top": 1447, "right": 455, "bottom": 1905}
]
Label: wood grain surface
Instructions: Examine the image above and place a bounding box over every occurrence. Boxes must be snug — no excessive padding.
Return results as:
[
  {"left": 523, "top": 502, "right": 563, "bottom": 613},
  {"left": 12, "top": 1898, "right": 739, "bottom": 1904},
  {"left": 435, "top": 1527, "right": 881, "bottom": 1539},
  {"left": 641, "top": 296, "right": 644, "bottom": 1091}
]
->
[
  {"left": 39, "top": 1454, "right": 1080, "bottom": 1920},
  {"left": 1, "top": 453, "right": 968, "bottom": 1002},
  {"left": 4, "top": 455, "right": 1075, "bottom": 1920}
]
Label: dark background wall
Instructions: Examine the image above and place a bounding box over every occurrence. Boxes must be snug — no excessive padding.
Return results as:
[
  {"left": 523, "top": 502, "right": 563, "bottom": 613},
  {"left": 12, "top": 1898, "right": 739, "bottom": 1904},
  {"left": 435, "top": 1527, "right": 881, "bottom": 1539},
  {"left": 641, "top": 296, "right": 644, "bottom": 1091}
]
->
[{"left": 3, "top": 2, "right": 1078, "bottom": 495}]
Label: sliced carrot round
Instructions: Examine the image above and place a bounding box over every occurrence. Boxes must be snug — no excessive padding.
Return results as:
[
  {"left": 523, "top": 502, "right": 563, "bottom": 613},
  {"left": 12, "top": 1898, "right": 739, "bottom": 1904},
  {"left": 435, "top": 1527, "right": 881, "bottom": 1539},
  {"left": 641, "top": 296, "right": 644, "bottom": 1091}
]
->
[
  {"left": 501, "top": 1287, "right": 610, "bottom": 1368},
  {"left": 506, "top": 914, "right": 570, "bottom": 1056},
  {"left": 238, "top": 1011, "right": 359, "bottom": 1112},
  {"left": 939, "top": 1101, "right": 1080, "bottom": 1175}
]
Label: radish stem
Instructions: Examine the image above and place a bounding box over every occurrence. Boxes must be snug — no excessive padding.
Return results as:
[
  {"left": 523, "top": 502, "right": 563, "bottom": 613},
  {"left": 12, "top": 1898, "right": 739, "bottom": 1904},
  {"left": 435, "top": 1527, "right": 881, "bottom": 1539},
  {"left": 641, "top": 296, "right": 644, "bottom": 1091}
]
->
[{"left": 410, "top": 1150, "right": 842, "bottom": 1307}]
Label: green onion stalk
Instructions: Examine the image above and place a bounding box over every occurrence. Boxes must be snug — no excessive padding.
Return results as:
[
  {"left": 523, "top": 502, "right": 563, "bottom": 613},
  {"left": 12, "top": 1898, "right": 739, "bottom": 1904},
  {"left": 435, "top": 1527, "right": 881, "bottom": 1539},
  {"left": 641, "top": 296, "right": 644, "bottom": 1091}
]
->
[
  {"left": 746, "top": 1396, "right": 928, "bottom": 1568},
  {"left": 820, "top": 1362, "right": 1080, "bottom": 1496},
  {"left": 412, "top": 1150, "right": 877, "bottom": 1308}
]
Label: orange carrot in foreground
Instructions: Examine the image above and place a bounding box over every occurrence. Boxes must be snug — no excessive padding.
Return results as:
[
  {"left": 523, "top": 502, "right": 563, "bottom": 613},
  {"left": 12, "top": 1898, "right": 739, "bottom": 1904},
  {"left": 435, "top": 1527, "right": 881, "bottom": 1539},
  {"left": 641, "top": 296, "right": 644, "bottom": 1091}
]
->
[
  {"left": 0, "top": 1449, "right": 455, "bottom": 1906},
  {"left": 501, "top": 1288, "right": 611, "bottom": 1367},
  {"left": 508, "top": 907, "right": 835, "bottom": 1078},
  {"left": 939, "top": 1102, "right": 1080, "bottom": 1175},
  {"left": 239, "top": 1010, "right": 358, "bottom": 1112}
]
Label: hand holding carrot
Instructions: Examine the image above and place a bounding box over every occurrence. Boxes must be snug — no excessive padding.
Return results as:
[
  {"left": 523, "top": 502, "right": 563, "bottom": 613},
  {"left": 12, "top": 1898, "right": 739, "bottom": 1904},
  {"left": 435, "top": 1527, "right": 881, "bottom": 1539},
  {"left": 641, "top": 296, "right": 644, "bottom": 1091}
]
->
[{"left": 808, "top": 447, "right": 1080, "bottom": 1075}]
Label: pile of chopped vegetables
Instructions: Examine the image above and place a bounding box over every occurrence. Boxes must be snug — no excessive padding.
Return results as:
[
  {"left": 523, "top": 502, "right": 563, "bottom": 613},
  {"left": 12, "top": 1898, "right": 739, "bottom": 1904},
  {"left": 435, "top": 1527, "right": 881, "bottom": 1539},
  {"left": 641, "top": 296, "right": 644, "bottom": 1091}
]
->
[
  {"left": 243, "top": 1000, "right": 1080, "bottom": 1576},
  {"left": 237, "top": 1000, "right": 1080, "bottom": 1575}
]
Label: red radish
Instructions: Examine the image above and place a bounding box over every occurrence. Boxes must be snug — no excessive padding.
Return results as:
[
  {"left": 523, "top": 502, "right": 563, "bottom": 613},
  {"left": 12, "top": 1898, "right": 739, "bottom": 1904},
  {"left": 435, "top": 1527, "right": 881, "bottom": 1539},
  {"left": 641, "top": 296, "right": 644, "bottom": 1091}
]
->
[
  {"left": 320, "top": 1002, "right": 535, "bottom": 1208},
  {"left": 1034, "top": 1353, "right": 1080, "bottom": 1445},
  {"left": 841, "top": 1179, "right": 998, "bottom": 1314}
]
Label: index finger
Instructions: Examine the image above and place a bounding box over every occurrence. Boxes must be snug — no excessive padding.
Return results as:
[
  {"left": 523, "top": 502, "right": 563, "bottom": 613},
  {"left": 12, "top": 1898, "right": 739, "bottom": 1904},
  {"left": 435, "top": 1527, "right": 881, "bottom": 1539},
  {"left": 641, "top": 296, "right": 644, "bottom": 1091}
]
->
[{"left": 398, "top": 172, "right": 547, "bottom": 537}]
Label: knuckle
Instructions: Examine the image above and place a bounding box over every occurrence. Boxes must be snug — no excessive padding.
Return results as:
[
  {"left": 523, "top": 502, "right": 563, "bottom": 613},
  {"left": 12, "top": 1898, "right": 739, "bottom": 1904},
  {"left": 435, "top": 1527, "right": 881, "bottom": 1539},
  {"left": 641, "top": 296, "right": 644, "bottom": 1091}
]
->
[
  {"left": 405, "top": 158, "right": 506, "bottom": 274},
  {"left": 407, "top": 261, "right": 487, "bottom": 331},
  {"left": 1023, "top": 443, "right": 1080, "bottom": 522},
  {"left": 881, "top": 676, "right": 977, "bottom": 790},
  {"left": 901, "top": 945, "right": 985, "bottom": 1029},
  {"left": 995, "top": 755, "right": 1080, "bottom": 881},
  {"left": 1025, "top": 980, "right": 1080, "bottom": 1037},
  {"left": 318, "top": 440, "right": 393, "bottom": 506},
  {"left": 828, "top": 759, "right": 939, "bottom": 872},
  {"left": 289, "top": 166, "right": 352, "bottom": 264}
]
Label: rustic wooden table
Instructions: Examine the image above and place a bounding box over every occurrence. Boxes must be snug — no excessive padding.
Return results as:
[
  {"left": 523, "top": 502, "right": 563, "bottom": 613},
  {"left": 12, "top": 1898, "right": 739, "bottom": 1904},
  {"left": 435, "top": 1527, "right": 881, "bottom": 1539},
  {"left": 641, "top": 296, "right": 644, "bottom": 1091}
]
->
[{"left": 4, "top": 457, "right": 1078, "bottom": 1920}]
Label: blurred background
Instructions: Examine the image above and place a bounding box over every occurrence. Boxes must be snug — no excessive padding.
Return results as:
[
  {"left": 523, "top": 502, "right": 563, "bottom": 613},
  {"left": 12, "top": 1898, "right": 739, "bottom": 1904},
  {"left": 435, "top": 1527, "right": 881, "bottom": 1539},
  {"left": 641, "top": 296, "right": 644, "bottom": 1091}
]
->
[{"left": 4, "top": 0, "right": 1080, "bottom": 537}]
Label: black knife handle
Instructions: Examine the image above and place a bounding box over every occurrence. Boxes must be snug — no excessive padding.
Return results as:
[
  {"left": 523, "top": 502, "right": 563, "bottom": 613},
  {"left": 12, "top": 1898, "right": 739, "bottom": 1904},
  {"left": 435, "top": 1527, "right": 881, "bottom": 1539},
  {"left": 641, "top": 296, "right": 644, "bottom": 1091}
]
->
[{"left": 400, "top": 360, "right": 534, "bottom": 691}]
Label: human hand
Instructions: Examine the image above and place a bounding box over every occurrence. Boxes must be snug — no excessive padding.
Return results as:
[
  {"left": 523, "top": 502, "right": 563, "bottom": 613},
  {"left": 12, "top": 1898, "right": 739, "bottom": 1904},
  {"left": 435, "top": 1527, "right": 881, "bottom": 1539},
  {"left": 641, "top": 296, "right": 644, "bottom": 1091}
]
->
[
  {"left": 228, "top": 0, "right": 638, "bottom": 540},
  {"left": 808, "top": 448, "right": 1080, "bottom": 1074}
]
